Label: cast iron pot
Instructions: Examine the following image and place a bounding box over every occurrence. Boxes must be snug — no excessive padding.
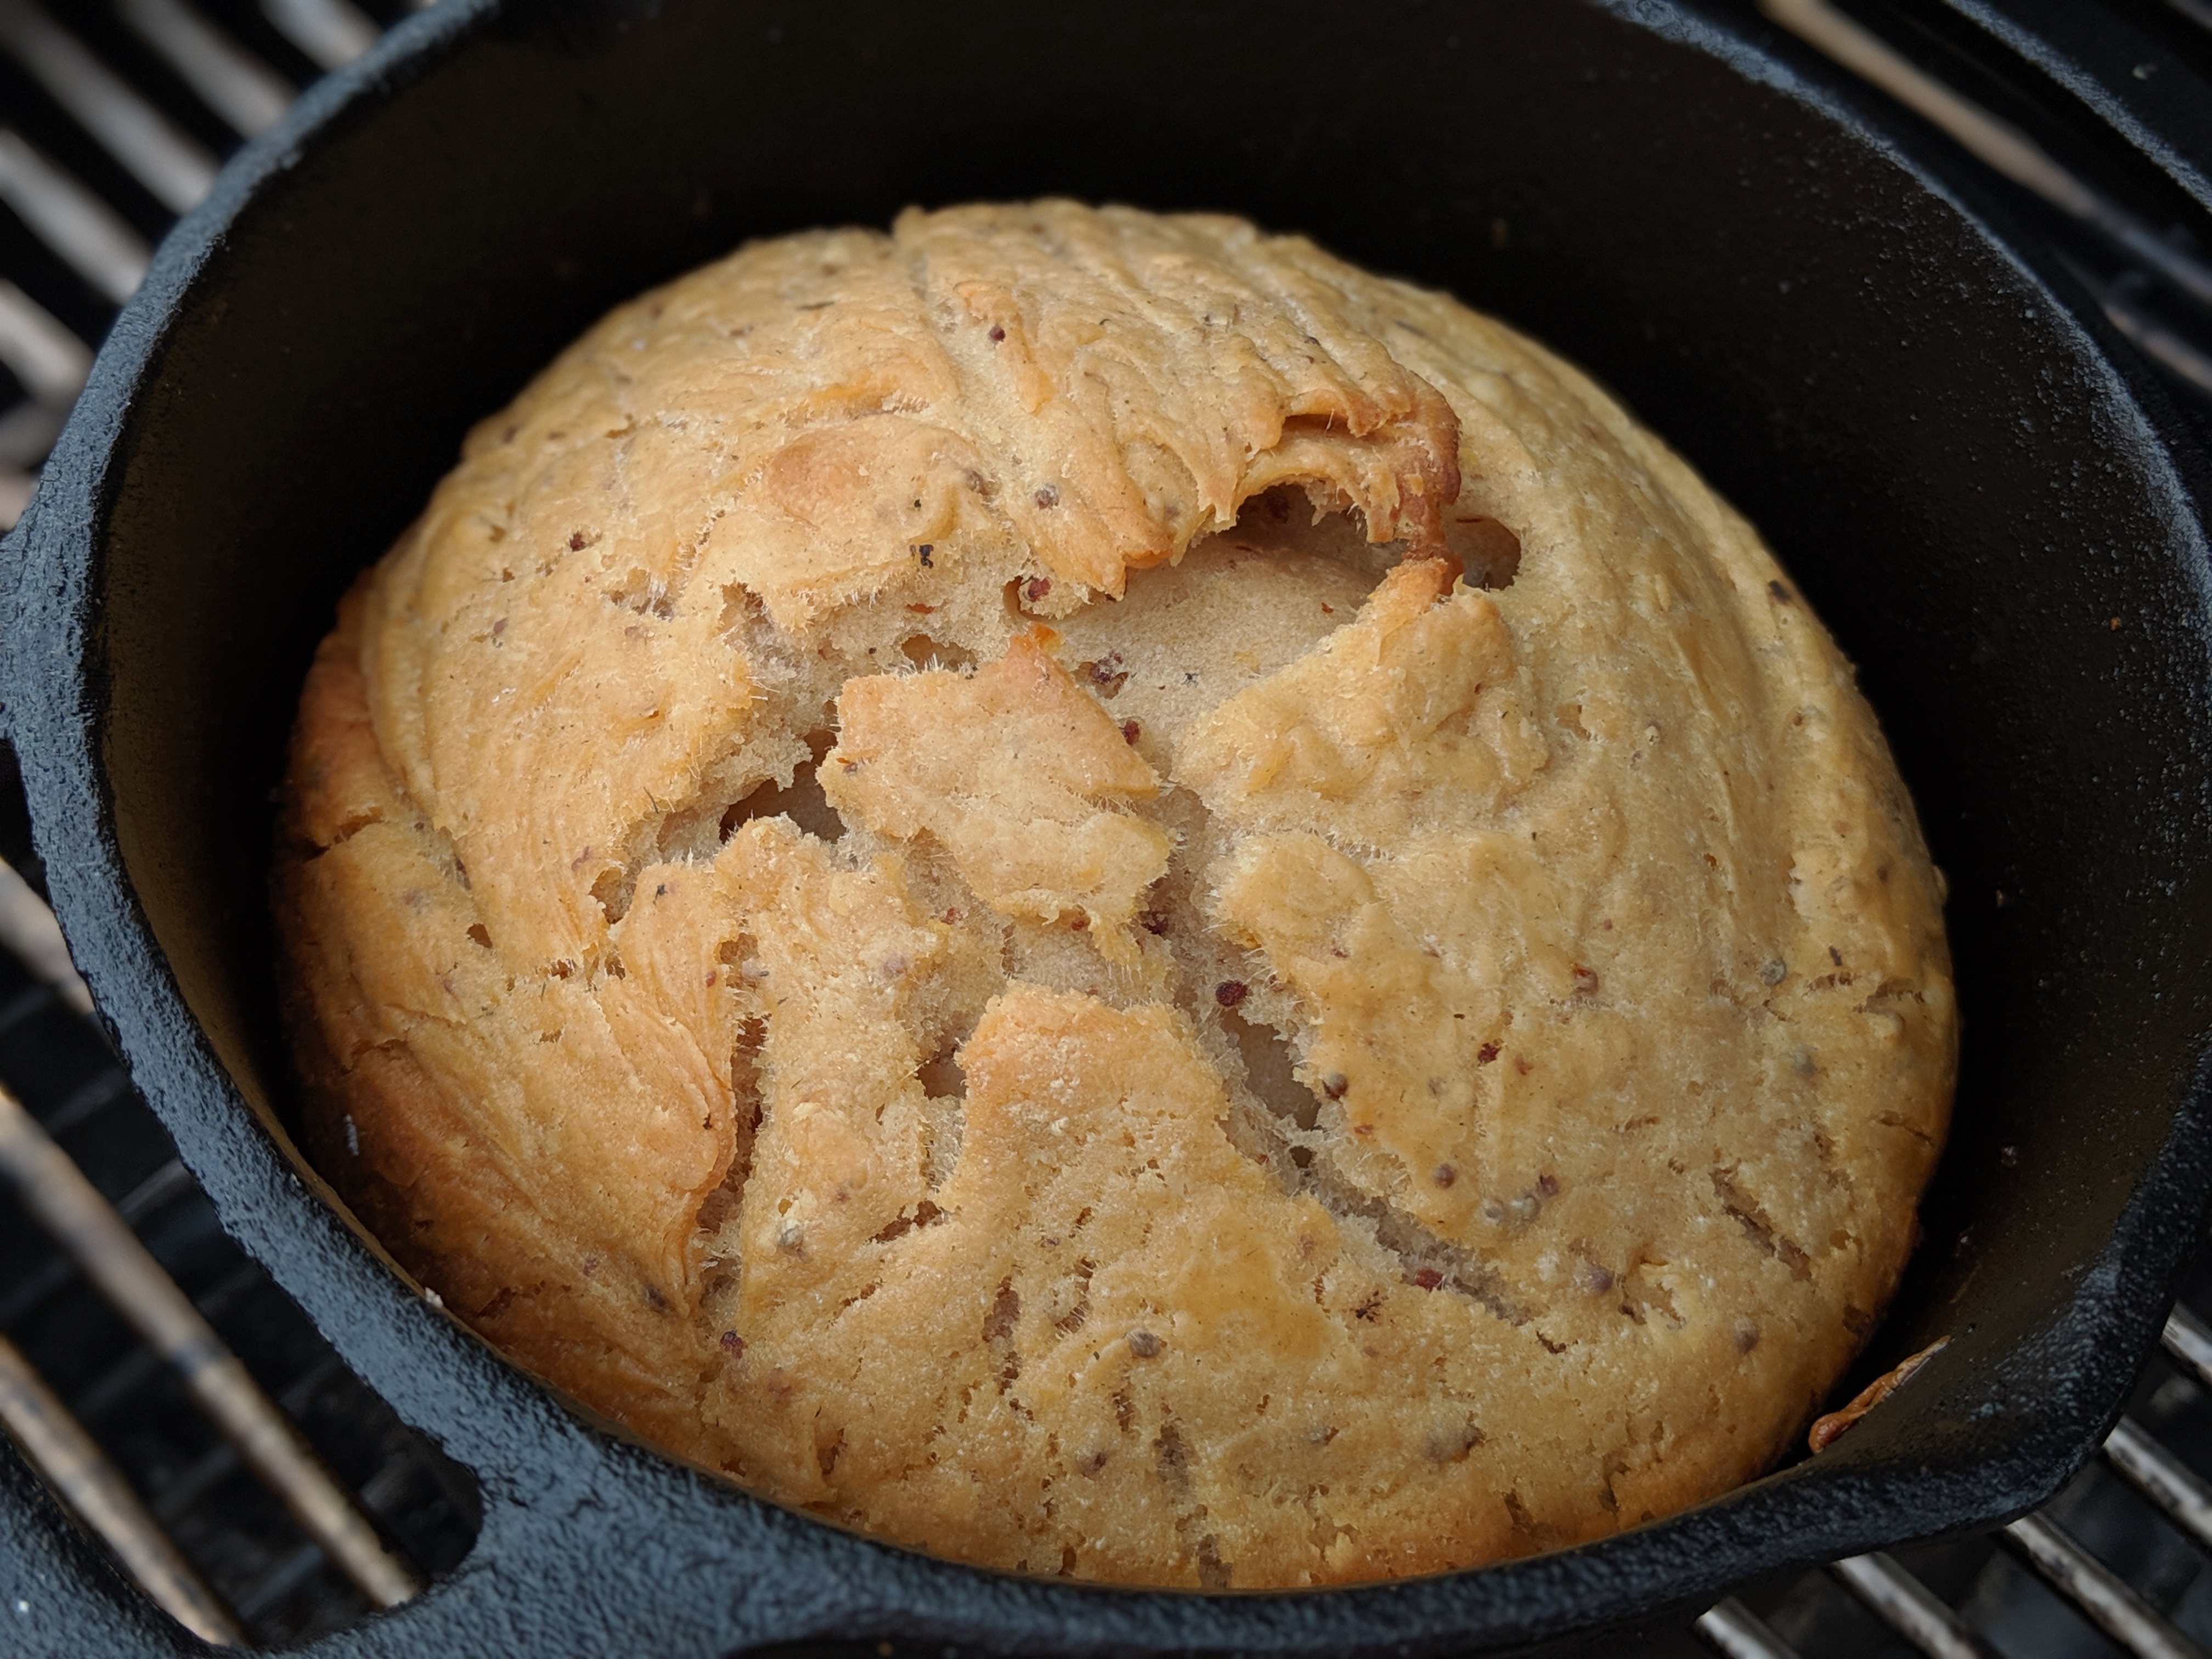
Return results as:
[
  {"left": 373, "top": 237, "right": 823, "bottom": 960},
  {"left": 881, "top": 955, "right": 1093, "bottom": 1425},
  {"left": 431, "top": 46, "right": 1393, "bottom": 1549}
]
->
[{"left": 2, "top": 0, "right": 2210, "bottom": 1652}]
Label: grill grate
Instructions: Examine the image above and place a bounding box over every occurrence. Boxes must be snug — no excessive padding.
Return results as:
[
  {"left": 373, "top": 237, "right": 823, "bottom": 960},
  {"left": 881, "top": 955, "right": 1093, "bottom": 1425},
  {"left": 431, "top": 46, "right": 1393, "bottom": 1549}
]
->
[
  {"left": 0, "top": 1, "right": 2207, "bottom": 1652},
  {"left": 1691, "top": 1264, "right": 2212, "bottom": 1659},
  {"left": 0, "top": 844, "right": 477, "bottom": 1642}
]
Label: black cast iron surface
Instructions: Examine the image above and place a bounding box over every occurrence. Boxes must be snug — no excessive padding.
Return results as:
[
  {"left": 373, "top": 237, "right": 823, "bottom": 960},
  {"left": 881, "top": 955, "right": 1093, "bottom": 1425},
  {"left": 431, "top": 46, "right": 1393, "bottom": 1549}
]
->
[{"left": 3, "top": 0, "right": 2212, "bottom": 1652}]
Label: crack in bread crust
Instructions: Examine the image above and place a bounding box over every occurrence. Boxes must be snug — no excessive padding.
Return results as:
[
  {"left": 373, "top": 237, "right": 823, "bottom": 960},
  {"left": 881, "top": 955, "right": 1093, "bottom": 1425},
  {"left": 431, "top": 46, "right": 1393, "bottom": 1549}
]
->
[{"left": 275, "top": 201, "right": 1955, "bottom": 1590}]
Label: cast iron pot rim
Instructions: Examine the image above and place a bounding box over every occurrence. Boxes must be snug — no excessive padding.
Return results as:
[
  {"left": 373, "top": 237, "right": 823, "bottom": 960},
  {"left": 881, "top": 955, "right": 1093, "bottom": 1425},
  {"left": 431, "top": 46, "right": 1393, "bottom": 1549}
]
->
[{"left": 4, "top": 1, "right": 2212, "bottom": 1651}]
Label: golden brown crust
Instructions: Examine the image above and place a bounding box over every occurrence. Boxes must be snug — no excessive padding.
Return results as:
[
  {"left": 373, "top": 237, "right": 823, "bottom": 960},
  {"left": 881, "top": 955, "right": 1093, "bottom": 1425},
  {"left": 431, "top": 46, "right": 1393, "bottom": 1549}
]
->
[
  {"left": 823, "top": 630, "right": 1170, "bottom": 963},
  {"left": 274, "top": 201, "right": 1956, "bottom": 1588}
]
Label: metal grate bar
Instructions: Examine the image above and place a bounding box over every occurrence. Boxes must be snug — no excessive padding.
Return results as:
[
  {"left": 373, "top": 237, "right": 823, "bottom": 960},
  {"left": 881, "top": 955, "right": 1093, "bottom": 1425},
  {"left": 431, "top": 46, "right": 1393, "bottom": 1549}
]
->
[
  {"left": 230, "top": 1537, "right": 326, "bottom": 1622},
  {"left": 0, "top": 397, "right": 60, "bottom": 465},
  {"left": 260, "top": 0, "right": 377, "bottom": 73},
  {"left": 148, "top": 1353, "right": 352, "bottom": 1539},
  {"left": 351, "top": 1457, "right": 415, "bottom": 1516},
  {"left": 1758, "top": 0, "right": 2212, "bottom": 410},
  {"left": 0, "top": 873, "right": 478, "bottom": 1643},
  {"left": 0, "top": 858, "right": 75, "bottom": 996},
  {"left": 1761, "top": 0, "right": 2212, "bottom": 305},
  {"left": 0, "top": 1331, "right": 241, "bottom": 1644},
  {"left": 1829, "top": 1551, "right": 2000, "bottom": 1659},
  {"left": 2106, "top": 1415, "right": 2212, "bottom": 1554},
  {"left": 2165, "top": 1304, "right": 2212, "bottom": 1392},
  {"left": 2061, "top": 252, "right": 2212, "bottom": 398},
  {"left": 72, "top": 1262, "right": 270, "bottom": 1426},
  {"left": 1696, "top": 1596, "right": 1805, "bottom": 1659},
  {"left": 0, "top": 1084, "right": 421, "bottom": 1609},
  {"left": 0, "top": 0, "right": 214, "bottom": 213},
  {"left": 118, "top": 0, "right": 293, "bottom": 139},
  {"left": 0, "top": 127, "right": 148, "bottom": 304},
  {"left": 1999, "top": 1513, "right": 2210, "bottom": 1659},
  {"left": 0, "top": 1159, "right": 189, "bottom": 1331},
  {"left": 112, "top": 1157, "right": 193, "bottom": 1225},
  {"left": 0, "top": 276, "right": 82, "bottom": 407}
]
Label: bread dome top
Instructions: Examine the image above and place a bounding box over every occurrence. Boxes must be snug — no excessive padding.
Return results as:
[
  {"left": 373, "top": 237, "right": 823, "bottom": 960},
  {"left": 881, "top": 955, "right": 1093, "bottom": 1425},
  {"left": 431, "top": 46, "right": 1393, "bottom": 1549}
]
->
[{"left": 278, "top": 201, "right": 1955, "bottom": 1587}]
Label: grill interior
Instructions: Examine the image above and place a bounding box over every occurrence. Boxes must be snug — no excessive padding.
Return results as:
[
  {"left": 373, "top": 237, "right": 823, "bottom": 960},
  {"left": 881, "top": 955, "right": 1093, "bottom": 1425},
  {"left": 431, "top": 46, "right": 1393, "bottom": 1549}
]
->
[{"left": 0, "top": 1, "right": 2207, "bottom": 1652}]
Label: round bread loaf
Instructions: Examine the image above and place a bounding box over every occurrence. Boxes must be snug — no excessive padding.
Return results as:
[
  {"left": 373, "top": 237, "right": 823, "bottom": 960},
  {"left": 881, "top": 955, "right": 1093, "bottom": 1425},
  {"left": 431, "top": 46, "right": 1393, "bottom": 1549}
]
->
[{"left": 275, "top": 201, "right": 1956, "bottom": 1588}]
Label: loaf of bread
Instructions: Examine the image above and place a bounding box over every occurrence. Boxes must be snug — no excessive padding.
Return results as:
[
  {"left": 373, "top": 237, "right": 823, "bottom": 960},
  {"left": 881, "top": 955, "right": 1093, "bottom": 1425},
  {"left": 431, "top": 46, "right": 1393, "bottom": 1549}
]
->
[{"left": 275, "top": 201, "right": 1956, "bottom": 1587}]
